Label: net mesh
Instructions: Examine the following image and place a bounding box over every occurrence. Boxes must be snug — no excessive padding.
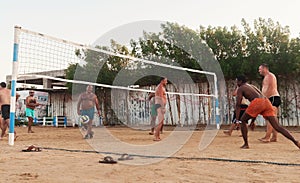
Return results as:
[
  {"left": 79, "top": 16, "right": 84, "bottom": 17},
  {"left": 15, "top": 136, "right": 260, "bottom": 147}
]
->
[
  {"left": 18, "top": 29, "right": 83, "bottom": 74},
  {"left": 15, "top": 27, "right": 217, "bottom": 127}
]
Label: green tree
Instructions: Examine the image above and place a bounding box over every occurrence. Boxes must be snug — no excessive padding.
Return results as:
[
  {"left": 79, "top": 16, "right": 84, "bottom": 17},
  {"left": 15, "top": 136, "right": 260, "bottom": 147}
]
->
[{"left": 199, "top": 25, "right": 245, "bottom": 80}]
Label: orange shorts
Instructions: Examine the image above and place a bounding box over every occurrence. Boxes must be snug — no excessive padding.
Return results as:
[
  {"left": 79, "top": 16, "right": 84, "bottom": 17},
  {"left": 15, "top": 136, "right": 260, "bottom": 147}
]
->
[{"left": 245, "top": 98, "right": 275, "bottom": 118}]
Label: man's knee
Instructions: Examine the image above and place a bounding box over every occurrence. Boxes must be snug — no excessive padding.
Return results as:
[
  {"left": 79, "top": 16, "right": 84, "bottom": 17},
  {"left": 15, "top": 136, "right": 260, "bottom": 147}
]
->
[{"left": 267, "top": 118, "right": 280, "bottom": 129}]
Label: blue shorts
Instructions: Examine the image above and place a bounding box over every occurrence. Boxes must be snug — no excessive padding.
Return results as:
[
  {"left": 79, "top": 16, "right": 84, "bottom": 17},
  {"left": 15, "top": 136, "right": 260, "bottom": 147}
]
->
[
  {"left": 80, "top": 107, "right": 95, "bottom": 120},
  {"left": 151, "top": 104, "right": 158, "bottom": 117},
  {"left": 26, "top": 108, "right": 35, "bottom": 118}
]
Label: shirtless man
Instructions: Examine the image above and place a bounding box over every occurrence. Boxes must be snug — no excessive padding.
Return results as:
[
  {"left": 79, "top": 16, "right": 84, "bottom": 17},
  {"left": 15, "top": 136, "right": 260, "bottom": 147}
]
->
[
  {"left": 235, "top": 75, "right": 300, "bottom": 149},
  {"left": 153, "top": 77, "right": 167, "bottom": 141},
  {"left": 258, "top": 64, "right": 281, "bottom": 142},
  {"left": 77, "top": 85, "right": 101, "bottom": 139},
  {"left": 26, "top": 90, "right": 41, "bottom": 133},
  {"left": 0, "top": 82, "right": 16, "bottom": 140},
  {"left": 223, "top": 87, "right": 255, "bottom": 136}
]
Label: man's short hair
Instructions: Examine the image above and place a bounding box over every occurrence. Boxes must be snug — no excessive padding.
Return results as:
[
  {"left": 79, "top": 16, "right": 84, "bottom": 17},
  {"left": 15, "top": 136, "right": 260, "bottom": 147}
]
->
[
  {"left": 160, "top": 77, "right": 167, "bottom": 82},
  {"left": 0, "top": 82, "right": 6, "bottom": 88},
  {"left": 261, "top": 63, "right": 269, "bottom": 69},
  {"left": 236, "top": 75, "right": 247, "bottom": 83}
]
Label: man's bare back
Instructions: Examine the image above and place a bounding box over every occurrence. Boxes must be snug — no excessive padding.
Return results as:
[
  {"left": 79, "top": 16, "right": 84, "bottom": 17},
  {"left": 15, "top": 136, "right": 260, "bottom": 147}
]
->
[
  {"left": 236, "top": 84, "right": 263, "bottom": 104},
  {"left": 0, "top": 88, "right": 11, "bottom": 106}
]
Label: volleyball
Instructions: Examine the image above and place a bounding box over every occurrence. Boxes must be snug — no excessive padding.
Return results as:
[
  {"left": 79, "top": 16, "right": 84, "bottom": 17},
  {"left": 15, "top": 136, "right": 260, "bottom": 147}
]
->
[{"left": 79, "top": 115, "right": 89, "bottom": 124}]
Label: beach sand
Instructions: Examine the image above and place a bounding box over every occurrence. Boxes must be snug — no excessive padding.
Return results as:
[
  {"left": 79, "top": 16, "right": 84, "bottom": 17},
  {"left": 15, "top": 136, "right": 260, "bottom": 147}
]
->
[{"left": 0, "top": 125, "right": 299, "bottom": 183}]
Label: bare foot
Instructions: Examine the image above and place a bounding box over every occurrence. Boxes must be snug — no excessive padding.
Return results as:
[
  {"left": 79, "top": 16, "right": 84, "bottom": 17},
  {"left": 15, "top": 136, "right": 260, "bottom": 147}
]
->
[
  {"left": 14, "top": 136, "right": 19, "bottom": 141},
  {"left": 153, "top": 138, "right": 161, "bottom": 141},
  {"left": 258, "top": 138, "right": 270, "bottom": 143},
  {"left": 240, "top": 144, "right": 249, "bottom": 149},
  {"left": 270, "top": 138, "right": 277, "bottom": 142},
  {"left": 149, "top": 132, "right": 154, "bottom": 135},
  {"left": 223, "top": 130, "right": 231, "bottom": 136},
  {"left": 28, "top": 130, "right": 34, "bottom": 133}
]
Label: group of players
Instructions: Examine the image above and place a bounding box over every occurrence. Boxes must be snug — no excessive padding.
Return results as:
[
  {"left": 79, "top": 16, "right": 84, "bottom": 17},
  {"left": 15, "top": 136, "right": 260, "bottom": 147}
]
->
[
  {"left": 145, "top": 64, "right": 300, "bottom": 149},
  {"left": 77, "top": 78, "right": 168, "bottom": 141},
  {"left": 0, "top": 82, "right": 41, "bottom": 141},
  {"left": 3, "top": 64, "right": 298, "bottom": 149},
  {"left": 223, "top": 64, "right": 300, "bottom": 149}
]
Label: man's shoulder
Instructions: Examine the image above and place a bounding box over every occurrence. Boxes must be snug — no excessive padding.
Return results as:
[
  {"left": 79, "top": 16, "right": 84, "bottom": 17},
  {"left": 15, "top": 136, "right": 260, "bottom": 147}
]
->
[
  {"left": 26, "top": 96, "right": 35, "bottom": 100},
  {"left": 88, "top": 92, "right": 96, "bottom": 97},
  {"left": 238, "top": 84, "right": 247, "bottom": 89},
  {"left": 263, "top": 73, "right": 277, "bottom": 85},
  {"left": 156, "top": 84, "right": 164, "bottom": 89},
  {"left": 267, "top": 72, "right": 277, "bottom": 79},
  {"left": 238, "top": 84, "right": 252, "bottom": 92},
  {"left": 79, "top": 92, "right": 88, "bottom": 97}
]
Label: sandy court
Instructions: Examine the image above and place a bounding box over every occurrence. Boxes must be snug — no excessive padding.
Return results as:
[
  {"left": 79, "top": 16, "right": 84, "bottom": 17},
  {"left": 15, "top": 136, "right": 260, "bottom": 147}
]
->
[{"left": 0, "top": 125, "right": 300, "bottom": 183}]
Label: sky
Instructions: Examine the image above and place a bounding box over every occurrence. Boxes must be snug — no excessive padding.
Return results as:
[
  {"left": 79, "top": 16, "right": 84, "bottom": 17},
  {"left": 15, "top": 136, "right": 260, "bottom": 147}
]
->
[{"left": 1, "top": 0, "right": 300, "bottom": 82}]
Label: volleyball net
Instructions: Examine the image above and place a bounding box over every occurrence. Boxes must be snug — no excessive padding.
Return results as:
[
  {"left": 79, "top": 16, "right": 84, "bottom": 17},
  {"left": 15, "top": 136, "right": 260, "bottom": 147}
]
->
[{"left": 8, "top": 26, "right": 220, "bottom": 145}]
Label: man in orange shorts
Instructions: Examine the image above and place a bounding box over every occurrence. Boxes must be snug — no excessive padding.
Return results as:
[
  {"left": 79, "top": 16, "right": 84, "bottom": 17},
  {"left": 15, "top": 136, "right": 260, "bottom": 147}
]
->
[
  {"left": 235, "top": 75, "right": 300, "bottom": 149},
  {"left": 224, "top": 87, "right": 256, "bottom": 136}
]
